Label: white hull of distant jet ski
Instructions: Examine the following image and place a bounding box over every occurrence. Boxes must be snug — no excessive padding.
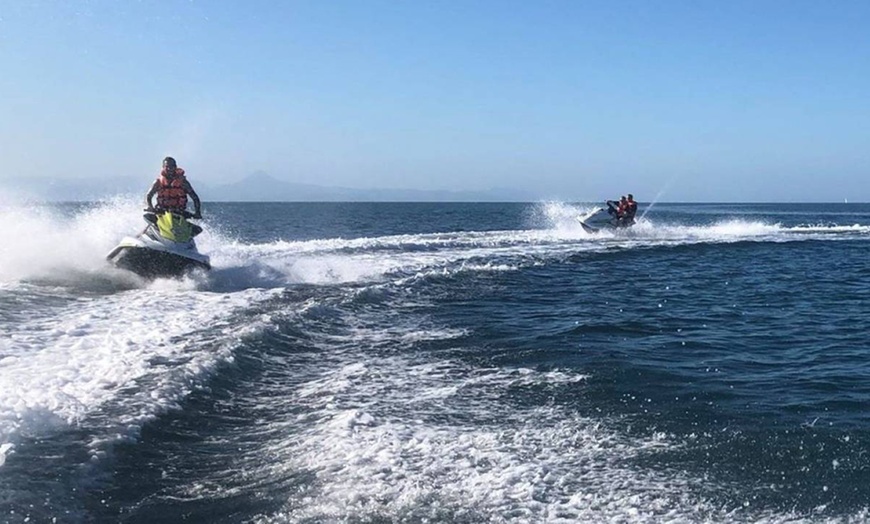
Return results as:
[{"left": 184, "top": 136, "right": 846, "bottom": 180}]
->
[
  {"left": 107, "top": 229, "right": 210, "bottom": 279},
  {"left": 577, "top": 203, "right": 635, "bottom": 233}
]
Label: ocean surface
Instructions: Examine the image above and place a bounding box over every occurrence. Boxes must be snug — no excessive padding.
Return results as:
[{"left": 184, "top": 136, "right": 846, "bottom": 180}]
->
[{"left": 1, "top": 200, "right": 870, "bottom": 523}]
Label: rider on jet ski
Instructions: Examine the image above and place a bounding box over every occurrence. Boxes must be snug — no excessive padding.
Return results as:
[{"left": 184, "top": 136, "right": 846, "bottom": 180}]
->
[
  {"left": 605, "top": 194, "right": 638, "bottom": 227},
  {"left": 620, "top": 194, "right": 638, "bottom": 226},
  {"left": 145, "top": 156, "right": 203, "bottom": 234},
  {"left": 145, "top": 156, "right": 202, "bottom": 219}
]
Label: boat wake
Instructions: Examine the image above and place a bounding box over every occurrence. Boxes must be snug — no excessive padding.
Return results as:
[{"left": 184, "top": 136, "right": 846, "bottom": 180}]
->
[
  {"left": 1, "top": 199, "right": 868, "bottom": 293},
  {"left": 2, "top": 199, "right": 870, "bottom": 521}
]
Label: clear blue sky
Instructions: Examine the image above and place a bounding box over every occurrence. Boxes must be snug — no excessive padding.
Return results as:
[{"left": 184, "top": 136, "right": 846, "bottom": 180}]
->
[{"left": 2, "top": 0, "right": 869, "bottom": 201}]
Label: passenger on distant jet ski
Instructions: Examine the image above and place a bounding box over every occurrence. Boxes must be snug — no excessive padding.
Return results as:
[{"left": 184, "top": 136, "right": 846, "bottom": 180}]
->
[
  {"left": 621, "top": 194, "right": 638, "bottom": 226},
  {"left": 605, "top": 196, "right": 626, "bottom": 219},
  {"left": 605, "top": 194, "right": 638, "bottom": 227},
  {"left": 579, "top": 193, "right": 639, "bottom": 233}
]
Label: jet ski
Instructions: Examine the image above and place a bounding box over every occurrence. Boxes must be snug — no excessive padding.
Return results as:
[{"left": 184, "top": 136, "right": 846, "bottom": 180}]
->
[
  {"left": 107, "top": 210, "right": 210, "bottom": 279},
  {"left": 577, "top": 200, "right": 636, "bottom": 234}
]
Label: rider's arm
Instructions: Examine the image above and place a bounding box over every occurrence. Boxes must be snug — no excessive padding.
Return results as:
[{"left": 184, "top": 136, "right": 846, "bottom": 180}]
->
[
  {"left": 185, "top": 180, "right": 202, "bottom": 217},
  {"left": 145, "top": 180, "right": 159, "bottom": 210}
]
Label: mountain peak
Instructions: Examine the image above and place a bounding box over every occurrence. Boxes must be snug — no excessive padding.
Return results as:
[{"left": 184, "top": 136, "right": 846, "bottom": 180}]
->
[{"left": 244, "top": 170, "right": 277, "bottom": 183}]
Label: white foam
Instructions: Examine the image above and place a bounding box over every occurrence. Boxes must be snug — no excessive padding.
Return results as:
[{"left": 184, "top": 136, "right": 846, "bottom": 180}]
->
[
  {"left": 153, "top": 293, "right": 705, "bottom": 522},
  {"left": 788, "top": 223, "right": 870, "bottom": 234},
  {"left": 247, "top": 358, "right": 725, "bottom": 523},
  {"left": 251, "top": 346, "right": 865, "bottom": 522},
  {"left": 3, "top": 198, "right": 867, "bottom": 290},
  {"left": 3, "top": 198, "right": 869, "bottom": 501},
  {"left": 0, "top": 197, "right": 236, "bottom": 289},
  {"left": 0, "top": 286, "right": 278, "bottom": 464},
  {"left": 0, "top": 207, "right": 95, "bottom": 281}
]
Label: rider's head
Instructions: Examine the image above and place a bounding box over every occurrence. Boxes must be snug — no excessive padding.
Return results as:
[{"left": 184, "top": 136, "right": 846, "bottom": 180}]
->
[
  {"left": 162, "top": 156, "right": 177, "bottom": 175},
  {"left": 627, "top": 194, "right": 634, "bottom": 201},
  {"left": 620, "top": 195, "right": 627, "bottom": 202}
]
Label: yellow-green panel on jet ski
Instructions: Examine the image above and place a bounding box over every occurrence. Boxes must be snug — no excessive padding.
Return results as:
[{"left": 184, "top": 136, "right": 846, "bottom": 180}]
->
[{"left": 157, "top": 213, "right": 193, "bottom": 243}]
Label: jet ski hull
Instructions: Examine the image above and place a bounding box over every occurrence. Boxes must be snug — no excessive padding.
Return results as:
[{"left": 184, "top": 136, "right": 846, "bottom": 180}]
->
[
  {"left": 107, "top": 236, "right": 210, "bottom": 279},
  {"left": 577, "top": 204, "right": 635, "bottom": 233}
]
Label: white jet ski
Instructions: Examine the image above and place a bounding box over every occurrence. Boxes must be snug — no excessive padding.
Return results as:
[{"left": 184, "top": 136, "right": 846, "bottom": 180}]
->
[
  {"left": 577, "top": 200, "right": 636, "bottom": 234},
  {"left": 107, "top": 210, "right": 210, "bottom": 279}
]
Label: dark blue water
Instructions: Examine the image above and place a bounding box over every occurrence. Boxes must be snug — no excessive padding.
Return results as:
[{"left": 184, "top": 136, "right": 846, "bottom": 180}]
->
[{"left": 1, "top": 201, "right": 869, "bottom": 523}]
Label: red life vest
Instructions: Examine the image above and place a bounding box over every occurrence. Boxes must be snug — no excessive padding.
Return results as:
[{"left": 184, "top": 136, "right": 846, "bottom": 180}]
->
[{"left": 156, "top": 168, "right": 188, "bottom": 211}]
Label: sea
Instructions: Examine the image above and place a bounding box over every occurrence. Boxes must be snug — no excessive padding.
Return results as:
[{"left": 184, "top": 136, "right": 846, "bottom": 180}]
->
[{"left": 1, "top": 200, "right": 869, "bottom": 523}]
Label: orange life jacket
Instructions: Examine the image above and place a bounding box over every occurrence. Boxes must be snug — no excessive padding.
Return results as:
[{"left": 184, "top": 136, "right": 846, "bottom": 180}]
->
[{"left": 156, "top": 168, "right": 188, "bottom": 211}]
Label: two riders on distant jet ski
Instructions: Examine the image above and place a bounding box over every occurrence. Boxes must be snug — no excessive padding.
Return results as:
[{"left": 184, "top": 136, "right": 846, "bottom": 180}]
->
[
  {"left": 605, "top": 194, "right": 638, "bottom": 228},
  {"left": 145, "top": 156, "right": 203, "bottom": 234}
]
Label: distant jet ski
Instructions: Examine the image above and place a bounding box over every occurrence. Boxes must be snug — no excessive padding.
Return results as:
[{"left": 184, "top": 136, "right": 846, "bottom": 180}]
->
[
  {"left": 577, "top": 200, "right": 636, "bottom": 234},
  {"left": 107, "top": 210, "right": 210, "bottom": 279}
]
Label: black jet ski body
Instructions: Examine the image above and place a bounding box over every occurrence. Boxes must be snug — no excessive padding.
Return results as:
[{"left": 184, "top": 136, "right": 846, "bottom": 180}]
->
[
  {"left": 107, "top": 211, "right": 210, "bottom": 279},
  {"left": 577, "top": 201, "right": 636, "bottom": 233}
]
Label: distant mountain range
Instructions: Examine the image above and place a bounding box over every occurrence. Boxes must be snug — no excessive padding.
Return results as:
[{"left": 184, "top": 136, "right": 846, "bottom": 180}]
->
[{"left": 3, "top": 172, "right": 536, "bottom": 202}]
